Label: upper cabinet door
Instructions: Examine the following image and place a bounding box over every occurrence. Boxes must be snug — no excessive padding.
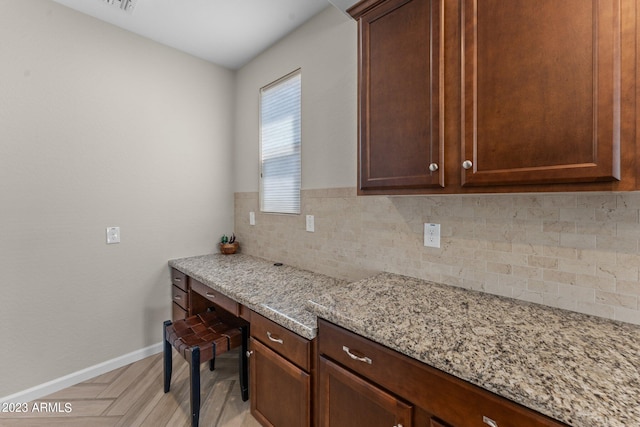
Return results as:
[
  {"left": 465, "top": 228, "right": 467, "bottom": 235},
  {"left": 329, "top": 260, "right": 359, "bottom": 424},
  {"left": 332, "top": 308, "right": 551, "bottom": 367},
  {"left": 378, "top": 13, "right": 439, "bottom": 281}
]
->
[
  {"left": 461, "top": 0, "right": 621, "bottom": 186},
  {"left": 354, "top": 0, "right": 444, "bottom": 191}
]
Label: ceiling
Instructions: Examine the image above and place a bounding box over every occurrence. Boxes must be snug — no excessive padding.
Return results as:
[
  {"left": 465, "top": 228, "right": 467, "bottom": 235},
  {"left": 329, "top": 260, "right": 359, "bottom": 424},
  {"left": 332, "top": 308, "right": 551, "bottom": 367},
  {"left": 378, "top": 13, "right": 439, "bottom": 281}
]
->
[{"left": 50, "top": 0, "right": 354, "bottom": 70}]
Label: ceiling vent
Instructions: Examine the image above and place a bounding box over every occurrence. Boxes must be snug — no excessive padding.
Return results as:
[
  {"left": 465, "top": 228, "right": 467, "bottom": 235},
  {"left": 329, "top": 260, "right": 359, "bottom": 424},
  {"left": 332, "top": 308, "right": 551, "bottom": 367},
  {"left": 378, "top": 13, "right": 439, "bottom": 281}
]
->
[{"left": 103, "top": 0, "right": 137, "bottom": 14}]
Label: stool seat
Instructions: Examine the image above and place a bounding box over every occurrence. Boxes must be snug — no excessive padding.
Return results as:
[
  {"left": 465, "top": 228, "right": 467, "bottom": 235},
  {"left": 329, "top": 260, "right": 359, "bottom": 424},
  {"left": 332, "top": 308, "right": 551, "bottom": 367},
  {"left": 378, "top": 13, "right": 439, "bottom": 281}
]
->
[
  {"left": 166, "top": 311, "right": 243, "bottom": 362},
  {"left": 164, "top": 311, "right": 249, "bottom": 427}
]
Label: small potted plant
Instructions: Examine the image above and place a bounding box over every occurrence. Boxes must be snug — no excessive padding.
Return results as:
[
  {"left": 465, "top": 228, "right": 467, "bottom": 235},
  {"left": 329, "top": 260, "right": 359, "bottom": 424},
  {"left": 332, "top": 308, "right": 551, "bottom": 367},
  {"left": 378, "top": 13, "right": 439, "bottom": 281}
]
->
[{"left": 219, "top": 233, "right": 239, "bottom": 254}]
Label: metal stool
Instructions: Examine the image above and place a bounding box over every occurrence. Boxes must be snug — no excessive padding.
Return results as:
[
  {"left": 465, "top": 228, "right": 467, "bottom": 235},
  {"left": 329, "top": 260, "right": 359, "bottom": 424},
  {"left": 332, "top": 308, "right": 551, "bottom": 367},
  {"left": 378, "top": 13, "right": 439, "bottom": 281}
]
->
[{"left": 163, "top": 311, "right": 249, "bottom": 427}]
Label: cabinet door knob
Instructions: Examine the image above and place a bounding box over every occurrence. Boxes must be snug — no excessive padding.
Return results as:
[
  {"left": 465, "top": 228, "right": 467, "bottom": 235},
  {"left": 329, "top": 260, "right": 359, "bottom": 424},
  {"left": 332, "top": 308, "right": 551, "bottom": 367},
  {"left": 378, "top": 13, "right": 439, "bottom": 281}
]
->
[
  {"left": 483, "top": 416, "right": 498, "bottom": 427},
  {"left": 428, "top": 163, "right": 439, "bottom": 172},
  {"left": 246, "top": 350, "right": 254, "bottom": 358},
  {"left": 462, "top": 160, "right": 473, "bottom": 169}
]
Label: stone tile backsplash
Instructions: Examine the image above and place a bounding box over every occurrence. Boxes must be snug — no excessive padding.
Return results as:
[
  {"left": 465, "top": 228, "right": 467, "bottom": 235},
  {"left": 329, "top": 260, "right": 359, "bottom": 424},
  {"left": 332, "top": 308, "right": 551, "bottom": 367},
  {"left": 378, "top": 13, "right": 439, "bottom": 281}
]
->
[{"left": 235, "top": 188, "right": 640, "bottom": 325}]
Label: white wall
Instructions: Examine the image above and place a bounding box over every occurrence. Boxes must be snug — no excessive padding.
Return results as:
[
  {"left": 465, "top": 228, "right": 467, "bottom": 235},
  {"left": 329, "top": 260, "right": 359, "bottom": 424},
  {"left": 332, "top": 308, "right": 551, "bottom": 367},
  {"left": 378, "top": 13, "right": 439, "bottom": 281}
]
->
[
  {"left": 234, "top": 6, "right": 357, "bottom": 193},
  {"left": 0, "top": 0, "right": 235, "bottom": 398}
]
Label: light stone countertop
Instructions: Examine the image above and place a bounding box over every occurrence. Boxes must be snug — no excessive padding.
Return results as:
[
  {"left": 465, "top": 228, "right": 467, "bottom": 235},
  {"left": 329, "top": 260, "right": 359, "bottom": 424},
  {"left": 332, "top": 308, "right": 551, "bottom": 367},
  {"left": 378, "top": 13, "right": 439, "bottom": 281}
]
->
[
  {"left": 168, "top": 253, "right": 347, "bottom": 339},
  {"left": 306, "top": 272, "right": 640, "bottom": 427},
  {"left": 169, "top": 254, "right": 640, "bottom": 427}
]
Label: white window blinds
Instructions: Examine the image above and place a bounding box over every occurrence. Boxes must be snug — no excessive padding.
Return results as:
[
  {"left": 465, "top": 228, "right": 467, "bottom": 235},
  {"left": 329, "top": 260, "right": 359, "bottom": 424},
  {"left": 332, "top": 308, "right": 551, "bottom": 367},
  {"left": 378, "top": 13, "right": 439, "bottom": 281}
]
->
[{"left": 259, "top": 70, "right": 301, "bottom": 214}]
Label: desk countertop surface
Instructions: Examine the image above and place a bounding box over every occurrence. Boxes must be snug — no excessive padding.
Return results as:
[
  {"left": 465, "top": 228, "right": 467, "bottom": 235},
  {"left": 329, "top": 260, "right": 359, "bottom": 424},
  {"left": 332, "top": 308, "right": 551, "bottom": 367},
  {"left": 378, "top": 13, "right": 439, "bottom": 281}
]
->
[
  {"left": 169, "top": 254, "right": 640, "bottom": 427},
  {"left": 168, "top": 253, "right": 346, "bottom": 339}
]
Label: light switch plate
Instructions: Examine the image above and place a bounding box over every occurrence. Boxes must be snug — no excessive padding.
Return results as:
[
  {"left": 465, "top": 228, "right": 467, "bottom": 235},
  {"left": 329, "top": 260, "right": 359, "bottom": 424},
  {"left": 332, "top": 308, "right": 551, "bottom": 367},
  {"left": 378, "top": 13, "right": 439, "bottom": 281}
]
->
[
  {"left": 306, "top": 215, "right": 315, "bottom": 232},
  {"left": 424, "top": 223, "right": 440, "bottom": 248},
  {"left": 249, "top": 211, "right": 255, "bottom": 226},
  {"left": 106, "top": 226, "right": 120, "bottom": 244}
]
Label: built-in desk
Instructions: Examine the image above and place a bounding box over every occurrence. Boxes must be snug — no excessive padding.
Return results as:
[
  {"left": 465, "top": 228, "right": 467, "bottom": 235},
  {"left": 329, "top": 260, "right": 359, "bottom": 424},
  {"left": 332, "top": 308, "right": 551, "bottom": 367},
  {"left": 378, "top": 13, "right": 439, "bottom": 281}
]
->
[{"left": 168, "top": 254, "right": 347, "bottom": 427}]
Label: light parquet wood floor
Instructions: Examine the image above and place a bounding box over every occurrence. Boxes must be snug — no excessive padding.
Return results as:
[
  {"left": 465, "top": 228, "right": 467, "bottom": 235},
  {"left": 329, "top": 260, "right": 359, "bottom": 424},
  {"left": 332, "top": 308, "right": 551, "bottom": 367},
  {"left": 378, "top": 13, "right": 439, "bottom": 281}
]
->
[{"left": 0, "top": 349, "right": 261, "bottom": 427}]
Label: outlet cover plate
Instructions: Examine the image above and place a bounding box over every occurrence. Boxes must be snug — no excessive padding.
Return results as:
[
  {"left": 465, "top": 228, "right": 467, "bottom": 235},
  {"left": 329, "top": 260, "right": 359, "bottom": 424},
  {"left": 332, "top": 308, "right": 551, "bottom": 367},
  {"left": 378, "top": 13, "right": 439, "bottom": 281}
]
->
[
  {"left": 424, "top": 223, "right": 440, "bottom": 248},
  {"left": 106, "top": 226, "right": 120, "bottom": 244}
]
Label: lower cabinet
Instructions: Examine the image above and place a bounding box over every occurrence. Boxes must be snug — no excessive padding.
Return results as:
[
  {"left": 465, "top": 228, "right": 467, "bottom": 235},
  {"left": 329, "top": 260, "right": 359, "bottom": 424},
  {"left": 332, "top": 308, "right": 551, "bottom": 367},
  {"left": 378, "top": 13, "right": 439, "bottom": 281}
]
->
[
  {"left": 319, "top": 356, "right": 412, "bottom": 427},
  {"left": 318, "top": 319, "right": 567, "bottom": 427},
  {"left": 249, "top": 311, "right": 313, "bottom": 426}
]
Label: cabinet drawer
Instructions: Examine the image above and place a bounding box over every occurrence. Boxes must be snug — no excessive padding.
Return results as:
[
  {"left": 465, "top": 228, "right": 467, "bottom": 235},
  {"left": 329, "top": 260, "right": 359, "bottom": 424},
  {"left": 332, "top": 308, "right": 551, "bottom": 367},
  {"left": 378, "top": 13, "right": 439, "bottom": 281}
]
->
[
  {"left": 172, "top": 302, "right": 187, "bottom": 321},
  {"left": 319, "top": 318, "right": 396, "bottom": 387},
  {"left": 190, "top": 278, "right": 239, "bottom": 316},
  {"left": 171, "top": 268, "right": 187, "bottom": 292},
  {"left": 318, "top": 319, "right": 565, "bottom": 427},
  {"left": 171, "top": 285, "right": 187, "bottom": 310},
  {"left": 251, "top": 311, "right": 311, "bottom": 372}
]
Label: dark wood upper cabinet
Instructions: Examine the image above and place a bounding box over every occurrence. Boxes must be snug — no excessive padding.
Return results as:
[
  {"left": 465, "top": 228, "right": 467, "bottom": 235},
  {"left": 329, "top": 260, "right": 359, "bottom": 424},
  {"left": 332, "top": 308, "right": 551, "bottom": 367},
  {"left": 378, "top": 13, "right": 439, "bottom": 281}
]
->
[
  {"left": 350, "top": 0, "right": 637, "bottom": 195},
  {"left": 461, "top": 0, "right": 621, "bottom": 186},
  {"left": 352, "top": 0, "right": 444, "bottom": 191}
]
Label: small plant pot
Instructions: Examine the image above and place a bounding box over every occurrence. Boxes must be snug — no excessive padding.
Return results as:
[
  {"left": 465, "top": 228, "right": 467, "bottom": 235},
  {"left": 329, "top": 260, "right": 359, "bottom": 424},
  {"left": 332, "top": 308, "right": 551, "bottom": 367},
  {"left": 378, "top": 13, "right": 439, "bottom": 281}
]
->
[{"left": 220, "top": 242, "right": 239, "bottom": 255}]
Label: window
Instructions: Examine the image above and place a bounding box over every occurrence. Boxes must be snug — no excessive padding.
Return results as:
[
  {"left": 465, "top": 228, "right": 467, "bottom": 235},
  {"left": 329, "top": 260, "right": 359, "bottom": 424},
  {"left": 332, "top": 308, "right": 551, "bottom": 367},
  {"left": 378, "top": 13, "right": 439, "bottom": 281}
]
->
[{"left": 259, "top": 70, "right": 301, "bottom": 214}]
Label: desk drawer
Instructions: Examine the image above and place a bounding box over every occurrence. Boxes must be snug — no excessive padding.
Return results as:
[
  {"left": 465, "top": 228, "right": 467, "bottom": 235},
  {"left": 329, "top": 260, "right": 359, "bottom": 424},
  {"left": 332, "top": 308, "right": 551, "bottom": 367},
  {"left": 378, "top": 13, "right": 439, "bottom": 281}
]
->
[
  {"left": 190, "top": 278, "right": 240, "bottom": 316},
  {"left": 172, "top": 302, "right": 187, "bottom": 321},
  {"left": 251, "top": 311, "right": 311, "bottom": 371},
  {"left": 171, "top": 269, "right": 187, "bottom": 292},
  {"left": 171, "top": 285, "right": 187, "bottom": 310}
]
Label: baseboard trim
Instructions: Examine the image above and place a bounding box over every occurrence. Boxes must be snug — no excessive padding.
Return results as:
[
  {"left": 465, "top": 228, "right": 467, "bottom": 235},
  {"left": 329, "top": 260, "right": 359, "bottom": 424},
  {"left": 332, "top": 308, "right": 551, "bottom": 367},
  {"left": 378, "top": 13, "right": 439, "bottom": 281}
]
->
[{"left": 0, "top": 342, "right": 163, "bottom": 404}]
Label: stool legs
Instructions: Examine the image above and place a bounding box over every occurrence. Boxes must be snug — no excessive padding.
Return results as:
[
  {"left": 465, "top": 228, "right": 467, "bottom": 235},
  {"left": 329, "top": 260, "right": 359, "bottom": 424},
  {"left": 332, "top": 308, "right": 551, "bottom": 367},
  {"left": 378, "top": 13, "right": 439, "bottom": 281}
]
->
[
  {"left": 240, "top": 325, "right": 249, "bottom": 401},
  {"left": 190, "top": 347, "right": 201, "bottom": 427},
  {"left": 163, "top": 320, "right": 172, "bottom": 393},
  {"left": 163, "top": 318, "right": 248, "bottom": 427},
  {"left": 207, "top": 308, "right": 216, "bottom": 372}
]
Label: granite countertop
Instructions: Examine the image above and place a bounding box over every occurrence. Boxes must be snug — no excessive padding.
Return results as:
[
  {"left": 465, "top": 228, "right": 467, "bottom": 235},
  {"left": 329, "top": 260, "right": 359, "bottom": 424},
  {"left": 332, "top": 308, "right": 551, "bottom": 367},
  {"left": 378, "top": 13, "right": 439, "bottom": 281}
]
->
[
  {"left": 168, "top": 254, "right": 347, "bottom": 339},
  {"left": 169, "top": 254, "right": 640, "bottom": 426},
  {"left": 306, "top": 272, "right": 640, "bottom": 427}
]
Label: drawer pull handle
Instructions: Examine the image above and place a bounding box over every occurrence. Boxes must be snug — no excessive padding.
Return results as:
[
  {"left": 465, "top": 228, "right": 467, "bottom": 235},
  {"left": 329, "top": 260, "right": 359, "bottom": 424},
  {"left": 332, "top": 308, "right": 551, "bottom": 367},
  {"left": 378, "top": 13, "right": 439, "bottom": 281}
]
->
[
  {"left": 267, "top": 331, "right": 283, "bottom": 344},
  {"left": 205, "top": 292, "right": 216, "bottom": 298},
  {"left": 342, "top": 345, "right": 372, "bottom": 364},
  {"left": 173, "top": 277, "right": 182, "bottom": 282},
  {"left": 246, "top": 350, "right": 254, "bottom": 358},
  {"left": 483, "top": 416, "right": 498, "bottom": 427},
  {"left": 173, "top": 295, "right": 182, "bottom": 300}
]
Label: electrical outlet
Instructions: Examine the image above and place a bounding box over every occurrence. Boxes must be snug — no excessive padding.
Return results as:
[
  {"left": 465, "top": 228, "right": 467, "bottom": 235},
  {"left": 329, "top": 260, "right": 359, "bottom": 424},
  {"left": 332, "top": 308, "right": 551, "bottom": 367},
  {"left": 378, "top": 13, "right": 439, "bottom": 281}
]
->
[
  {"left": 306, "top": 215, "right": 315, "bottom": 232},
  {"left": 424, "top": 223, "right": 440, "bottom": 248},
  {"left": 249, "top": 211, "right": 255, "bottom": 226},
  {"left": 106, "top": 226, "right": 120, "bottom": 244}
]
